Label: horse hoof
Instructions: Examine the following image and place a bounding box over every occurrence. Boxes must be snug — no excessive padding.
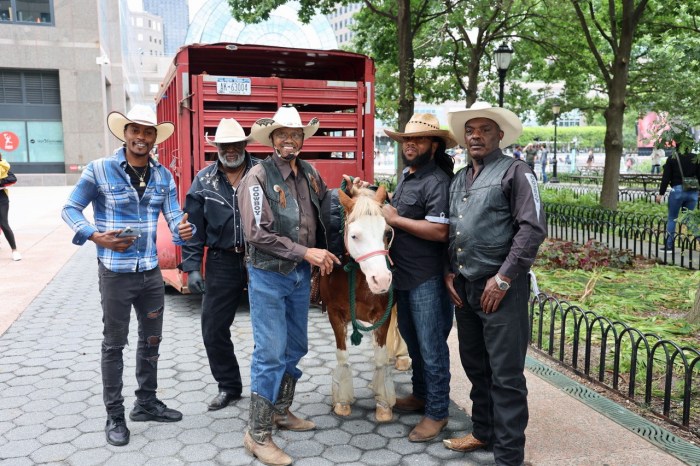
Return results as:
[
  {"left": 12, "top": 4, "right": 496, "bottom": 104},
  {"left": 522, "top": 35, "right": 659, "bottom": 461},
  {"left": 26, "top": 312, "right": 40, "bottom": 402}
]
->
[
  {"left": 333, "top": 403, "right": 351, "bottom": 417},
  {"left": 395, "top": 356, "right": 412, "bottom": 371},
  {"left": 375, "top": 405, "right": 393, "bottom": 423}
]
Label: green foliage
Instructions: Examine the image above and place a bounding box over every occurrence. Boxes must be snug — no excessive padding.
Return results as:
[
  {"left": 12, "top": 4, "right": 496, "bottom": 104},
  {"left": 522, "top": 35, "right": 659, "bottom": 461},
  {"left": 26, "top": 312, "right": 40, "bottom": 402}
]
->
[
  {"left": 643, "top": 113, "right": 700, "bottom": 155},
  {"left": 540, "top": 188, "right": 600, "bottom": 207},
  {"left": 517, "top": 126, "right": 607, "bottom": 150}
]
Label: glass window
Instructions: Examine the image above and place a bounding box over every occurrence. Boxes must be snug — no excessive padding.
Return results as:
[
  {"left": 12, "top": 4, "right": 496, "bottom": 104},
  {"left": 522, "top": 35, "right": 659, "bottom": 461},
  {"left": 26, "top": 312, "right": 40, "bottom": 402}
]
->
[
  {"left": 16, "top": 0, "right": 52, "bottom": 23},
  {"left": 0, "top": 121, "right": 28, "bottom": 163},
  {"left": 136, "top": 17, "right": 143, "bottom": 27},
  {"left": 27, "top": 121, "right": 64, "bottom": 162},
  {"left": 0, "top": 0, "right": 11, "bottom": 21}
]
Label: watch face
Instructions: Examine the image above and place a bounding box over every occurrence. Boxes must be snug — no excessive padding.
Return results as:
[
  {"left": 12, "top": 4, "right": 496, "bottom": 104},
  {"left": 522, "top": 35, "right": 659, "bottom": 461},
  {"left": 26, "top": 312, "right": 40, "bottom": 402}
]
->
[{"left": 498, "top": 281, "right": 509, "bottom": 290}]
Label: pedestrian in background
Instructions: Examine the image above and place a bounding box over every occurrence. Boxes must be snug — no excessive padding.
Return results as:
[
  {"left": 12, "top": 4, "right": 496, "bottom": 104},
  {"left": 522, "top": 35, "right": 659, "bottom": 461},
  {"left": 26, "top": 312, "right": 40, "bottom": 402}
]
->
[
  {"left": 382, "top": 113, "right": 456, "bottom": 443},
  {"left": 62, "top": 105, "right": 194, "bottom": 447},
  {"left": 0, "top": 151, "right": 20, "bottom": 261},
  {"left": 181, "top": 118, "right": 257, "bottom": 411},
  {"left": 651, "top": 148, "right": 664, "bottom": 175},
  {"left": 444, "top": 102, "right": 547, "bottom": 466}
]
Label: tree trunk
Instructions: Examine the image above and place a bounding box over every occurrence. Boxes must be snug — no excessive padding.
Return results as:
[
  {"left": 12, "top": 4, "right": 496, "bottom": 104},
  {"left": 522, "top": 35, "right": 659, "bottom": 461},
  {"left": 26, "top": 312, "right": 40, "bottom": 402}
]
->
[
  {"left": 395, "top": 0, "right": 414, "bottom": 174},
  {"left": 690, "top": 282, "right": 700, "bottom": 324}
]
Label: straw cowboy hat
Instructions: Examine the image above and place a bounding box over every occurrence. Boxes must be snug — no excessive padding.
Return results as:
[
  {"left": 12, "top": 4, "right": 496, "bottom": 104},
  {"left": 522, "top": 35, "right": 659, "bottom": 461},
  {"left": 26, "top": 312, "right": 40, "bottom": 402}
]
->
[
  {"left": 447, "top": 101, "right": 523, "bottom": 148},
  {"left": 107, "top": 104, "right": 175, "bottom": 144},
  {"left": 384, "top": 113, "right": 458, "bottom": 148},
  {"left": 250, "top": 105, "right": 320, "bottom": 147},
  {"left": 205, "top": 118, "right": 251, "bottom": 146}
]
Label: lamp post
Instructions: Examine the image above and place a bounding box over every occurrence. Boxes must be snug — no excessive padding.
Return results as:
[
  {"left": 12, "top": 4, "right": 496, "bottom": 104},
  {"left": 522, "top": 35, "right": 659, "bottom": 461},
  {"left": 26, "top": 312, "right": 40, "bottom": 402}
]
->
[
  {"left": 494, "top": 43, "right": 514, "bottom": 108},
  {"left": 551, "top": 103, "right": 561, "bottom": 183}
]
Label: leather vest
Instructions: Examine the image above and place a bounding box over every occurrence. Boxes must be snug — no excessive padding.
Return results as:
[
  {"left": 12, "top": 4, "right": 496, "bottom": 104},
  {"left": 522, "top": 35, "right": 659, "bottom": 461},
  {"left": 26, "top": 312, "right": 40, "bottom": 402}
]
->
[
  {"left": 449, "top": 155, "right": 515, "bottom": 281},
  {"left": 248, "top": 156, "right": 325, "bottom": 274}
]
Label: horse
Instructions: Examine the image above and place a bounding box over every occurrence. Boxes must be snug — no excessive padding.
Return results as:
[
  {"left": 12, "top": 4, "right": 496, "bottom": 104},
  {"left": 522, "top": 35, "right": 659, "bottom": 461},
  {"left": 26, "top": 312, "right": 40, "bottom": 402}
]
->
[{"left": 320, "top": 185, "right": 396, "bottom": 423}]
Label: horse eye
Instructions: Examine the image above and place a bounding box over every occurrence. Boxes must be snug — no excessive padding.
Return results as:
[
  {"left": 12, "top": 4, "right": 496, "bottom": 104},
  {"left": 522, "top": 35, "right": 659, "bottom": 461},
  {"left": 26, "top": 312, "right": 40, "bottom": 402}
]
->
[{"left": 350, "top": 234, "right": 358, "bottom": 240}]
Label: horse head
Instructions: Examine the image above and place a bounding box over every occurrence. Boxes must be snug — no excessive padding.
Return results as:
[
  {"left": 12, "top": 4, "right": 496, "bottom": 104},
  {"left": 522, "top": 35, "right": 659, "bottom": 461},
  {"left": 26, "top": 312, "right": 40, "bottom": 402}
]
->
[{"left": 338, "top": 186, "right": 393, "bottom": 294}]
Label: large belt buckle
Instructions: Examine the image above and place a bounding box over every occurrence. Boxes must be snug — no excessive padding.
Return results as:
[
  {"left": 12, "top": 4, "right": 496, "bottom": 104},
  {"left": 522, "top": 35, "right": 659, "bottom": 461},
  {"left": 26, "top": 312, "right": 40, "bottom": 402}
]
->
[{"left": 233, "top": 246, "right": 245, "bottom": 254}]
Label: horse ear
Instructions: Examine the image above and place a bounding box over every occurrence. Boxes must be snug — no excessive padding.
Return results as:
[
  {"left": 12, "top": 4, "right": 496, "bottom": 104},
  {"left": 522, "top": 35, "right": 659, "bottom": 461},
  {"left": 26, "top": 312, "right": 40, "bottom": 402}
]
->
[
  {"left": 338, "top": 187, "right": 356, "bottom": 211},
  {"left": 374, "top": 185, "right": 387, "bottom": 204}
]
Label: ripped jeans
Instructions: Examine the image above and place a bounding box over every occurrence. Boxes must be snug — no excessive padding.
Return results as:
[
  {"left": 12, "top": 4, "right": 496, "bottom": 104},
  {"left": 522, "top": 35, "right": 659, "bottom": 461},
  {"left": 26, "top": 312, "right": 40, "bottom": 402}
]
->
[{"left": 98, "top": 261, "right": 165, "bottom": 416}]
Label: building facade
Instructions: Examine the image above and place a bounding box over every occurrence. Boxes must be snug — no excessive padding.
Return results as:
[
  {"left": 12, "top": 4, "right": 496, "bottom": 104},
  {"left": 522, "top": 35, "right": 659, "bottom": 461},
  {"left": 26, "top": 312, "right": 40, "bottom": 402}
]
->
[
  {"left": 326, "top": 2, "right": 362, "bottom": 47},
  {"left": 143, "top": 0, "right": 189, "bottom": 56}
]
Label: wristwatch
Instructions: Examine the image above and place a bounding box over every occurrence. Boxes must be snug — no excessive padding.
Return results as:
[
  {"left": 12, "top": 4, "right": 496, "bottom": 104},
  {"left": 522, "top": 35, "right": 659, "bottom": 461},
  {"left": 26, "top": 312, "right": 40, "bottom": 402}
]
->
[{"left": 494, "top": 274, "right": 510, "bottom": 291}]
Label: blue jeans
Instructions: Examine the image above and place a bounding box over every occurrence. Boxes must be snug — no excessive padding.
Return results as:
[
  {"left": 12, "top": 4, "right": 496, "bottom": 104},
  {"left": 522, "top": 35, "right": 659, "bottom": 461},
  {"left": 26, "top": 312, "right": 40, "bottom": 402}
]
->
[
  {"left": 247, "top": 262, "right": 311, "bottom": 403},
  {"left": 395, "top": 275, "right": 453, "bottom": 420},
  {"left": 666, "top": 186, "right": 698, "bottom": 249}
]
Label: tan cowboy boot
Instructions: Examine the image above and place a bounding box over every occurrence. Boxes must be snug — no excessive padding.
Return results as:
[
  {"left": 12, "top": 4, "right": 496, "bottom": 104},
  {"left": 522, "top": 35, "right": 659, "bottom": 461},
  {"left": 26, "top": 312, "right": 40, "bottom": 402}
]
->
[
  {"left": 273, "top": 373, "right": 316, "bottom": 431},
  {"left": 408, "top": 416, "right": 448, "bottom": 442},
  {"left": 443, "top": 432, "right": 488, "bottom": 452},
  {"left": 244, "top": 393, "right": 292, "bottom": 466}
]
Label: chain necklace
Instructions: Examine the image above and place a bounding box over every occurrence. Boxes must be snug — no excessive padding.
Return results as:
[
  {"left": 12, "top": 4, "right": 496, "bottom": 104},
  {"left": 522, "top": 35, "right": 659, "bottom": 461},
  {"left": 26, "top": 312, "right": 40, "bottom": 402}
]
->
[{"left": 127, "top": 162, "right": 148, "bottom": 188}]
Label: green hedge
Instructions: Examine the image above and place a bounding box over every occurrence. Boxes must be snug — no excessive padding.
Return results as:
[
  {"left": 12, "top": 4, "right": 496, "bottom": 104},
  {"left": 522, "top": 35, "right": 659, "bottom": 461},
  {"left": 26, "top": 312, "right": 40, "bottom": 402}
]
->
[{"left": 516, "top": 126, "right": 607, "bottom": 150}]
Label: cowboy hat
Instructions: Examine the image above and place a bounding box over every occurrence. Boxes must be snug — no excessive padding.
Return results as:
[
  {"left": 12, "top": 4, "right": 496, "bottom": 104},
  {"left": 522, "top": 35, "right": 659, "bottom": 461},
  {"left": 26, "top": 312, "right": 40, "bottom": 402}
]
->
[
  {"left": 384, "top": 113, "right": 458, "bottom": 148},
  {"left": 447, "top": 101, "right": 523, "bottom": 148},
  {"left": 205, "top": 118, "right": 251, "bottom": 146},
  {"left": 107, "top": 104, "right": 175, "bottom": 144},
  {"left": 250, "top": 105, "right": 320, "bottom": 147}
]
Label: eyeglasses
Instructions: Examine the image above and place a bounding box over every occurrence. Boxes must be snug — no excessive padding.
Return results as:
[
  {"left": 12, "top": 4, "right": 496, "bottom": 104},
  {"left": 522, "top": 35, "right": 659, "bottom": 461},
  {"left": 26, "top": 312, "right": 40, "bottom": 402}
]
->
[
  {"left": 218, "top": 142, "right": 247, "bottom": 151},
  {"left": 272, "top": 130, "right": 304, "bottom": 141},
  {"left": 402, "top": 136, "right": 432, "bottom": 144}
]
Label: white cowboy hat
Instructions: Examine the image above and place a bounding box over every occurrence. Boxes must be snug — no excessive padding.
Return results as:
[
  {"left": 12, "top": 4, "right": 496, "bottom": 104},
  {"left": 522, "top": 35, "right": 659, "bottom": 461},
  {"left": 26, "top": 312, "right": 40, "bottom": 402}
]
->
[
  {"left": 250, "top": 105, "right": 320, "bottom": 147},
  {"left": 384, "top": 113, "right": 458, "bottom": 148},
  {"left": 205, "top": 118, "right": 251, "bottom": 146},
  {"left": 447, "top": 101, "right": 523, "bottom": 148},
  {"left": 107, "top": 104, "right": 175, "bottom": 144}
]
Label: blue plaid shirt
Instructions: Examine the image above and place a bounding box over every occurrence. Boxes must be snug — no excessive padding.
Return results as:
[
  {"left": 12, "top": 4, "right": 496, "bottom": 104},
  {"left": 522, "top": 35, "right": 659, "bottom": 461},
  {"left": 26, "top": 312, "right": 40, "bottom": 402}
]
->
[{"left": 62, "top": 148, "right": 189, "bottom": 273}]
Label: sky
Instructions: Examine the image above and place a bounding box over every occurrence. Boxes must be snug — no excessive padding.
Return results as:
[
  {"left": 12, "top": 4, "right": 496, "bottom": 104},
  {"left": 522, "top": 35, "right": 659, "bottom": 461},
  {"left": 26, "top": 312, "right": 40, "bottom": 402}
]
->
[{"left": 127, "top": 0, "right": 207, "bottom": 22}]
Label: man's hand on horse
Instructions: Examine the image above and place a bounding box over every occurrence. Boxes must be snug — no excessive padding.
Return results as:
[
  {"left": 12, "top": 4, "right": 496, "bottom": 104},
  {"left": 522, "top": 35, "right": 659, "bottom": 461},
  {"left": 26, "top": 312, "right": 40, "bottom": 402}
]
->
[
  {"left": 304, "top": 248, "right": 341, "bottom": 275},
  {"left": 381, "top": 203, "right": 399, "bottom": 226},
  {"left": 342, "top": 174, "right": 370, "bottom": 195}
]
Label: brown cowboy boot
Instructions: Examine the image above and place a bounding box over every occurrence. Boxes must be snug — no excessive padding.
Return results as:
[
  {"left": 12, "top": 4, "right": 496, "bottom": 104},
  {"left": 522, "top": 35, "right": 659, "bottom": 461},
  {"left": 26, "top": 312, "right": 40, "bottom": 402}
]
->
[
  {"left": 243, "top": 392, "right": 292, "bottom": 466},
  {"left": 273, "top": 373, "right": 315, "bottom": 431}
]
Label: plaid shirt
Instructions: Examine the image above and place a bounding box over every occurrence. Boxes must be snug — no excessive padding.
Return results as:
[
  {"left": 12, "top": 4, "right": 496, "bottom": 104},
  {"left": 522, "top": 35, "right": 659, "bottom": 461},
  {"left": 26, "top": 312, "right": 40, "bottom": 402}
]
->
[{"left": 62, "top": 147, "right": 189, "bottom": 273}]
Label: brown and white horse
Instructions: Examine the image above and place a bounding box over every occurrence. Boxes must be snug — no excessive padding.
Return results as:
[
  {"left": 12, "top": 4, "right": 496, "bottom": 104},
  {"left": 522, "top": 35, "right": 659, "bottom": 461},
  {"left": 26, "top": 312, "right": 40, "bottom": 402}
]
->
[{"left": 320, "top": 185, "right": 396, "bottom": 422}]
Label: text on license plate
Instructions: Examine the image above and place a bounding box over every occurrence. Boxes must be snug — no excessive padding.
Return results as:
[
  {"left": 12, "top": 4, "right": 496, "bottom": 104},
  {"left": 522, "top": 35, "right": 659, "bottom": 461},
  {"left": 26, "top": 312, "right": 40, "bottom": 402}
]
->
[{"left": 216, "top": 78, "right": 252, "bottom": 95}]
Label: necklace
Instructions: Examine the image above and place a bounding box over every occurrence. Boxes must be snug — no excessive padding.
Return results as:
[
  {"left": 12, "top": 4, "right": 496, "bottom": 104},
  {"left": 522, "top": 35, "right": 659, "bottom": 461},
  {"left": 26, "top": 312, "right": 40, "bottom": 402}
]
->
[
  {"left": 225, "top": 166, "right": 245, "bottom": 189},
  {"left": 127, "top": 162, "right": 148, "bottom": 188}
]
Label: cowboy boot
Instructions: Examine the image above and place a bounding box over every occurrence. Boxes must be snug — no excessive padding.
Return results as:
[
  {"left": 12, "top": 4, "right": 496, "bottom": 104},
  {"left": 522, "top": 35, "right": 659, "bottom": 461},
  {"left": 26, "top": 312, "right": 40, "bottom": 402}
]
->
[
  {"left": 243, "top": 392, "right": 292, "bottom": 466},
  {"left": 273, "top": 373, "right": 315, "bottom": 431}
]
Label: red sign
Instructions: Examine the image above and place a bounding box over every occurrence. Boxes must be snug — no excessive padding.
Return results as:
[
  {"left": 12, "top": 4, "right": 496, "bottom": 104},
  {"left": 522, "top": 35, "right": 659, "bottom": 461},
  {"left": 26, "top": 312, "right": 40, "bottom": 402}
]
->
[{"left": 0, "top": 132, "right": 20, "bottom": 152}]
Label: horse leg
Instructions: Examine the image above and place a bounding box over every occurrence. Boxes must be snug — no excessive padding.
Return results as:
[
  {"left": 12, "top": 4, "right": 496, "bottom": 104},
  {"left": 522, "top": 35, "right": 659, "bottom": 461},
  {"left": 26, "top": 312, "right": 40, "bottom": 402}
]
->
[
  {"left": 370, "top": 323, "right": 395, "bottom": 423},
  {"left": 328, "top": 312, "right": 354, "bottom": 417}
]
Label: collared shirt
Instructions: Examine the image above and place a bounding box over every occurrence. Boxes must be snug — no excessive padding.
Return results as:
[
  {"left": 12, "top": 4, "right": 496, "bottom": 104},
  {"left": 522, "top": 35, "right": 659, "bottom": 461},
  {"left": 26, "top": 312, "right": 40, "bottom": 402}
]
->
[
  {"left": 462, "top": 149, "right": 547, "bottom": 280},
  {"left": 180, "top": 156, "right": 255, "bottom": 272},
  {"left": 238, "top": 153, "right": 328, "bottom": 262},
  {"left": 62, "top": 147, "right": 189, "bottom": 273},
  {"left": 390, "top": 159, "right": 450, "bottom": 290}
]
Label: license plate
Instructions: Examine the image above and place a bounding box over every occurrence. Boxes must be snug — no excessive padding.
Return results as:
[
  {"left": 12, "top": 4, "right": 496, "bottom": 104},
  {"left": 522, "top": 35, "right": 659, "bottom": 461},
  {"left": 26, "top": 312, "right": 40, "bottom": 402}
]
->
[{"left": 216, "top": 77, "right": 251, "bottom": 95}]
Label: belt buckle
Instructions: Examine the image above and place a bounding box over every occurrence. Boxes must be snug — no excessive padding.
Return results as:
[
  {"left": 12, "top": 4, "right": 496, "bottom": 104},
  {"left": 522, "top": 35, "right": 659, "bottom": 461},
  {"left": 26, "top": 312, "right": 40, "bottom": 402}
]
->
[{"left": 233, "top": 246, "right": 244, "bottom": 254}]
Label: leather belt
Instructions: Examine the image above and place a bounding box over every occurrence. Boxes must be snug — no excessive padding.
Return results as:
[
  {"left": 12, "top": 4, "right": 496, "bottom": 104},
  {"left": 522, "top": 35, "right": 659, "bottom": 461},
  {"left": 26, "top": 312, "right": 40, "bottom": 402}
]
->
[{"left": 212, "top": 246, "right": 245, "bottom": 254}]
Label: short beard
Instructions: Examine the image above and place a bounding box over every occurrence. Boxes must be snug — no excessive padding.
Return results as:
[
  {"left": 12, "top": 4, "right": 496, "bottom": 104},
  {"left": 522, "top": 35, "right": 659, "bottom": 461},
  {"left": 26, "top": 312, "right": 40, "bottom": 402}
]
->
[
  {"left": 218, "top": 152, "right": 246, "bottom": 169},
  {"left": 401, "top": 148, "right": 432, "bottom": 168},
  {"left": 275, "top": 149, "right": 298, "bottom": 162}
]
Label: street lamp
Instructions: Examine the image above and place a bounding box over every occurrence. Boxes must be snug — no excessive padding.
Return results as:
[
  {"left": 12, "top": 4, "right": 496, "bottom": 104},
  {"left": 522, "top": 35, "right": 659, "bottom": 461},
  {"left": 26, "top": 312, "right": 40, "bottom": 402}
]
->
[
  {"left": 494, "top": 43, "right": 514, "bottom": 108},
  {"left": 551, "top": 103, "right": 561, "bottom": 183}
]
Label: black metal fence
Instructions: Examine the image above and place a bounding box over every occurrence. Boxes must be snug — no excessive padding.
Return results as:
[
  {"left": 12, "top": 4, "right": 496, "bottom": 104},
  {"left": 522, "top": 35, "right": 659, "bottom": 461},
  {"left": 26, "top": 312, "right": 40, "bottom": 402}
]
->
[
  {"left": 544, "top": 202, "right": 700, "bottom": 269},
  {"left": 529, "top": 293, "right": 700, "bottom": 433},
  {"left": 541, "top": 183, "right": 669, "bottom": 203}
]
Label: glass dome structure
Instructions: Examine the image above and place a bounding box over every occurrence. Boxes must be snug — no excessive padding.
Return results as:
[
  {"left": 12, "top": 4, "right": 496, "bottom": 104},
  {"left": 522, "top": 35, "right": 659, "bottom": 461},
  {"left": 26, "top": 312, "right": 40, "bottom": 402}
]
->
[{"left": 186, "top": 0, "right": 338, "bottom": 49}]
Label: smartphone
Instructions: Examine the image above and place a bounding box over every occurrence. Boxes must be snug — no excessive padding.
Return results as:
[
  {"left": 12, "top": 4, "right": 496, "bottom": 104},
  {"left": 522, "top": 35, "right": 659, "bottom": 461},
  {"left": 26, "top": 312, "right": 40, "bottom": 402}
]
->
[{"left": 116, "top": 226, "right": 141, "bottom": 238}]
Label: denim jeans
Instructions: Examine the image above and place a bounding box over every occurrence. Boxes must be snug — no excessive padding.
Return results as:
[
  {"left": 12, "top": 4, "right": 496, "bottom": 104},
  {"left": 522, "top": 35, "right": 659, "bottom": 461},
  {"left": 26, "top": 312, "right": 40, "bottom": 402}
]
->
[
  {"left": 201, "top": 249, "right": 246, "bottom": 393},
  {"left": 98, "top": 261, "right": 164, "bottom": 416},
  {"left": 247, "top": 262, "right": 310, "bottom": 403},
  {"left": 665, "top": 185, "right": 698, "bottom": 249},
  {"left": 395, "top": 274, "right": 453, "bottom": 420},
  {"left": 453, "top": 272, "right": 530, "bottom": 466}
]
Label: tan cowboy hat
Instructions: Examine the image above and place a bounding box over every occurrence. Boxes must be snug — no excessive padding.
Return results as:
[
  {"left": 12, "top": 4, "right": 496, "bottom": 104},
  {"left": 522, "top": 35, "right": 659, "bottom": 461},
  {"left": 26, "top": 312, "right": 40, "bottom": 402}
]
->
[
  {"left": 447, "top": 101, "right": 523, "bottom": 148},
  {"left": 384, "top": 113, "right": 458, "bottom": 148},
  {"left": 250, "top": 105, "right": 320, "bottom": 147},
  {"left": 205, "top": 118, "right": 251, "bottom": 146},
  {"left": 107, "top": 104, "right": 175, "bottom": 144}
]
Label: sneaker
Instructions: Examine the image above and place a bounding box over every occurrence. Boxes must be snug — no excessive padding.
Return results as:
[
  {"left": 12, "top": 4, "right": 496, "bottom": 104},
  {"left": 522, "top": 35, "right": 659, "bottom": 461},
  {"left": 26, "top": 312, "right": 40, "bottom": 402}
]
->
[
  {"left": 11, "top": 251, "right": 21, "bottom": 261},
  {"left": 105, "top": 414, "right": 130, "bottom": 446},
  {"left": 659, "top": 246, "right": 674, "bottom": 254},
  {"left": 129, "top": 399, "right": 182, "bottom": 422}
]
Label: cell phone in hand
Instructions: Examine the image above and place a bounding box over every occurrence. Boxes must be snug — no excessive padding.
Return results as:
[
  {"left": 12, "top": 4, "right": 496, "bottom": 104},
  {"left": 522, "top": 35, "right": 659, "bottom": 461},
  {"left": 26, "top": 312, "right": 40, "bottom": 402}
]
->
[{"left": 116, "top": 227, "right": 141, "bottom": 238}]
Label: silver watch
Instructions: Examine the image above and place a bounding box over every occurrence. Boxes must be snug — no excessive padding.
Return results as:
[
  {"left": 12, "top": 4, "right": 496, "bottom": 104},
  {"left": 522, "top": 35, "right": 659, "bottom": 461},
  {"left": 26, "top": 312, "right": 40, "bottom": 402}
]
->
[{"left": 494, "top": 274, "right": 510, "bottom": 291}]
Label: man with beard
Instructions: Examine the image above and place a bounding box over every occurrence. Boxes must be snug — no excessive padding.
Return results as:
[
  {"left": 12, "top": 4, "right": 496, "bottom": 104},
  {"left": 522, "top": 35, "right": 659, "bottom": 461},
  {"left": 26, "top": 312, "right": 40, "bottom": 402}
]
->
[
  {"left": 443, "top": 102, "right": 546, "bottom": 466},
  {"left": 181, "top": 118, "right": 257, "bottom": 411},
  {"left": 239, "top": 105, "right": 365, "bottom": 466},
  {"left": 381, "top": 114, "right": 457, "bottom": 443}
]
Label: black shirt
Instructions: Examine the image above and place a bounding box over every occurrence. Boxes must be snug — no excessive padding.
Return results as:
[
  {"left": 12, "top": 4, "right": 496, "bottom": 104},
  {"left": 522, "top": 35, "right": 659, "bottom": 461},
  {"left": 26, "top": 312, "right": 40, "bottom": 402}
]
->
[
  {"left": 659, "top": 152, "right": 700, "bottom": 195},
  {"left": 389, "top": 159, "right": 450, "bottom": 290}
]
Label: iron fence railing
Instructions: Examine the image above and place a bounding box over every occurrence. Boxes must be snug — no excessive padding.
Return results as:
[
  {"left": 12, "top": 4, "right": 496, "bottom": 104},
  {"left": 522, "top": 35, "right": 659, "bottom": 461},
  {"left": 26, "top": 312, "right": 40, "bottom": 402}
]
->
[
  {"left": 541, "top": 183, "right": 669, "bottom": 203},
  {"left": 529, "top": 292, "right": 700, "bottom": 433},
  {"left": 544, "top": 202, "right": 700, "bottom": 269}
]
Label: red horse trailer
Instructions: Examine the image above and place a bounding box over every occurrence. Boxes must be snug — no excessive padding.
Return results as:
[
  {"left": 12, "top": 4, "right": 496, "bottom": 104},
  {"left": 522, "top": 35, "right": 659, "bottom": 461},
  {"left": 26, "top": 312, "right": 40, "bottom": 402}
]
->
[{"left": 154, "top": 43, "right": 376, "bottom": 291}]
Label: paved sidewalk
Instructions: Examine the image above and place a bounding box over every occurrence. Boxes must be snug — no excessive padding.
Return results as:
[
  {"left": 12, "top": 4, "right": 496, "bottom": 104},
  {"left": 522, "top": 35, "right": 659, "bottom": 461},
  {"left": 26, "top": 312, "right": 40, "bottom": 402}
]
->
[{"left": 0, "top": 187, "right": 697, "bottom": 465}]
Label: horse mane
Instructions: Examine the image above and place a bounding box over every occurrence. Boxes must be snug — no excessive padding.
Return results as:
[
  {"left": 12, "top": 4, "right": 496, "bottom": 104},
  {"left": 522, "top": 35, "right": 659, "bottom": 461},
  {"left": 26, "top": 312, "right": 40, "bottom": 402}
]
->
[{"left": 346, "top": 188, "right": 383, "bottom": 223}]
